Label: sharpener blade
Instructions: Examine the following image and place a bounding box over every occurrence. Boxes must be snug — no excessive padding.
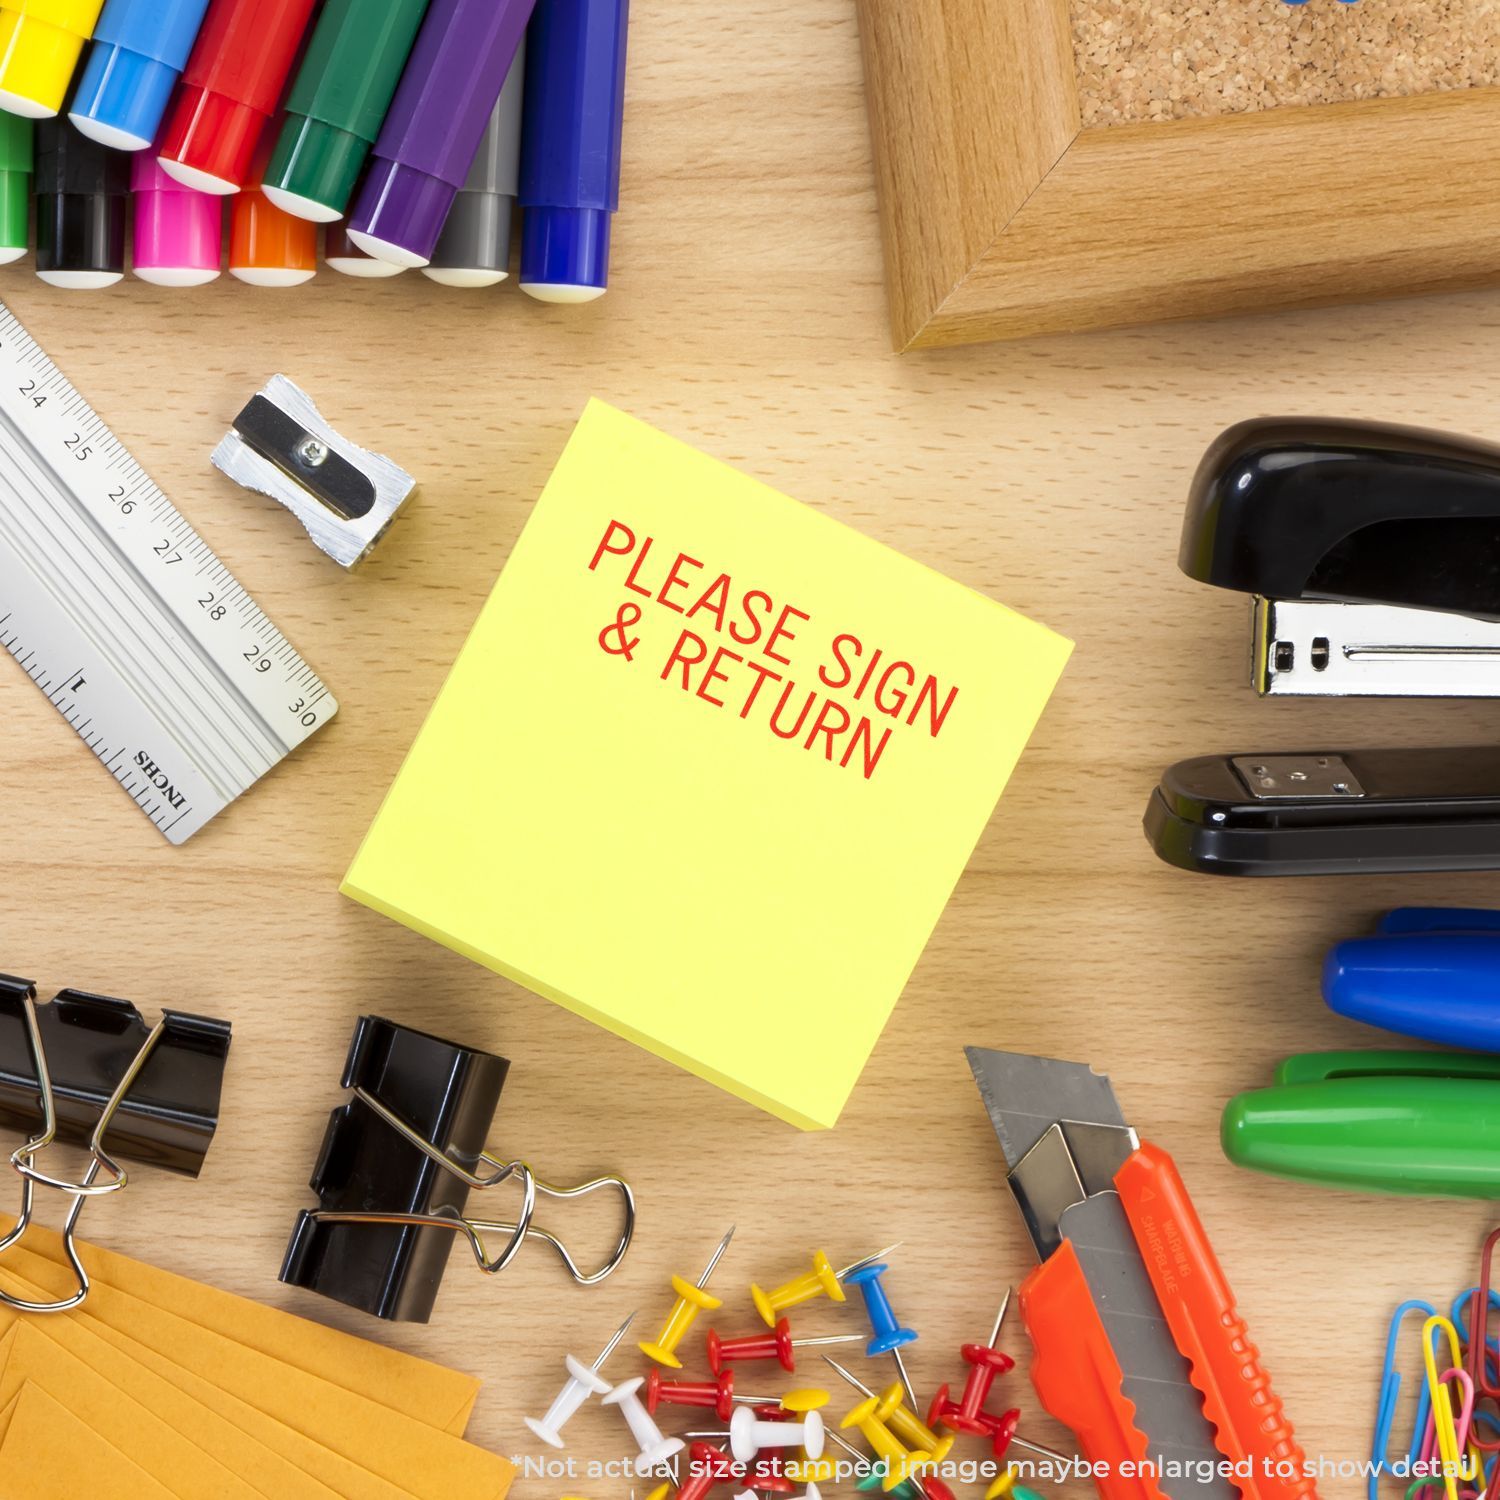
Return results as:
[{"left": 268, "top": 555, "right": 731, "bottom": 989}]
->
[{"left": 212, "top": 374, "right": 417, "bottom": 568}]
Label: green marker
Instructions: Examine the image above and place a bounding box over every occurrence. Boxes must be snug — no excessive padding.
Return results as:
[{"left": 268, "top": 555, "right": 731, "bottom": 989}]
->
[
  {"left": 262, "top": 0, "right": 432, "bottom": 224},
  {"left": 0, "top": 110, "right": 32, "bottom": 264}
]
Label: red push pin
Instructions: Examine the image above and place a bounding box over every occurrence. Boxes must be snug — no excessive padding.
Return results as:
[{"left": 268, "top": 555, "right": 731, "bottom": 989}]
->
[
  {"left": 982, "top": 1407, "right": 1021, "bottom": 1462},
  {"left": 678, "top": 1442, "right": 743, "bottom": 1500},
  {"left": 646, "top": 1367, "right": 739, "bottom": 1423},
  {"left": 748, "top": 1453, "right": 797, "bottom": 1494},
  {"left": 929, "top": 1290, "right": 1016, "bottom": 1436},
  {"left": 708, "top": 1319, "right": 862, "bottom": 1375}
]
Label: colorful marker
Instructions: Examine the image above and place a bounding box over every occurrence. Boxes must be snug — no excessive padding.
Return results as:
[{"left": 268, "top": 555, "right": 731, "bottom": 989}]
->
[
  {"left": 71, "top": 0, "right": 213, "bottom": 152},
  {"left": 231, "top": 184, "right": 317, "bottom": 285},
  {"left": 345, "top": 0, "right": 536, "bottom": 269},
  {"left": 133, "top": 152, "right": 220, "bottom": 285},
  {"left": 157, "top": 0, "right": 318, "bottom": 196},
  {"left": 35, "top": 104, "right": 127, "bottom": 287},
  {"left": 262, "top": 0, "right": 431, "bottom": 224},
  {"left": 0, "top": 0, "right": 104, "bottom": 118},
  {"left": 0, "top": 110, "right": 32, "bottom": 263},
  {"left": 230, "top": 134, "right": 317, "bottom": 285},
  {"left": 324, "top": 220, "right": 404, "bottom": 278},
  {"left": 424, "top": 42, "right": 523, "bottom": 288},
  {"left": 519, "top": 0, "right": 630, "bottom": 303}
]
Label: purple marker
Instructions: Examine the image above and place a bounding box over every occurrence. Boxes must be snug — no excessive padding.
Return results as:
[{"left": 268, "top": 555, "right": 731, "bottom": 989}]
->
[{"left": 345, "top": 0, "right": 535, "bottom": 269}]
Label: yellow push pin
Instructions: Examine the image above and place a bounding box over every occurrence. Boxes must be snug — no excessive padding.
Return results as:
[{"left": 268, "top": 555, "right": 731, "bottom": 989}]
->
[
  {"left": 840, "top": 1392, "right": 932, "bottom": 1493},
  {"left": 780, "top": 1388, "right": 831, "bottom": 1413},
  {"left": 751, "top": 1242, "right": 902, "bottom": 1329},
  {"left": 643, "top": 1487, "right": 674, "bottom": 1500},
  {"left": 823, "top": 1358, "right": 954, "bottom": 1464},
  {"left": 640, "top": 1226, "right": 736, "bottom": 1368},
  {"left": 985, "top": 1473, "right": 1017, "bottom": 1500}
]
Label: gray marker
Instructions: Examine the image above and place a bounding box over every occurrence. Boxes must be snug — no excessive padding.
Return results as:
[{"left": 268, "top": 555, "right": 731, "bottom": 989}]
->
[{"left": 424, "top": 42, "right": 525, "bottom": 288}]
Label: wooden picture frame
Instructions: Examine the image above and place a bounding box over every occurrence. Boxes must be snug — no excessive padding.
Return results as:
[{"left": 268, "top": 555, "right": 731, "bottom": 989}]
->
[{"left": 856, "top": 0, "right": 1500, "bottom": 350}]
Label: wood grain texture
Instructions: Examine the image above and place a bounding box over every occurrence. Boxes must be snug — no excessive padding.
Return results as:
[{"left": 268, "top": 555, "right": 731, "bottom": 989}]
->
[
  {"left": 857, "top": 0, "right": 1500, "bottom": 349},
  {"left": 1, "top": 2, "right": 1496, "bottom": 1496}
]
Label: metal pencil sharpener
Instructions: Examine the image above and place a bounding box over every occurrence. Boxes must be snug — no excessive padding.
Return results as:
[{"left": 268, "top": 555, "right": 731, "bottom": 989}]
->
[{"left": 211, "top": 375, "right": 417, "bottom": 568}]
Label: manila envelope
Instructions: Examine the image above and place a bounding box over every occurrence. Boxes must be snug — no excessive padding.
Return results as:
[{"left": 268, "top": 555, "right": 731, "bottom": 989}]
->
[
  {"left": 0, "top": 1381, "right": 176, "bottom": 1500},
  {"left": 9, "top": 1222, "right": 478, "bottom": 1434},
  {"left": 0, "top": 1285, "right": 342, "bottom": 1500},
  {"left": 0, "top": 1322, "right": 258, "bottom": 1499},
  {"left": 0, "top": 1250, "right": 513, "bottom": 1500}
]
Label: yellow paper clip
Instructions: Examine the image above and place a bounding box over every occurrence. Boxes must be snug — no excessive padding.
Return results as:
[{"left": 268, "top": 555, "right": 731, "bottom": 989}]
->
[{"left": 1422, "top": 1315, "right": 1479, "bottom": 1500}]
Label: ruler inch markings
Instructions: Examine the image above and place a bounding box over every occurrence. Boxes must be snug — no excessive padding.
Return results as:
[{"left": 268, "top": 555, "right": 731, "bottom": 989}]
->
[{"left": 0, "top": 302, "right": 338, "bottom": 844}]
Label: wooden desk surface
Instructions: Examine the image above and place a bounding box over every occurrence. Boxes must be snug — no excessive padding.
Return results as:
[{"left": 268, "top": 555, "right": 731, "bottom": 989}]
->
[{"left": 6, "top": 2, "right": 1497, "bottom": 1493}]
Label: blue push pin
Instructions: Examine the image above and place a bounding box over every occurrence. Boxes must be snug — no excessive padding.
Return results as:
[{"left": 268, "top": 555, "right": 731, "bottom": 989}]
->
[{"left": 845, "top": 1263, "right": 917, "bottom": 1356}]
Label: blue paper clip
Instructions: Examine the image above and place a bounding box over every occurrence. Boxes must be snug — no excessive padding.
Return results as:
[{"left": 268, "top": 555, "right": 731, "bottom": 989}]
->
[{"left": 1373, "top": 1300, "right": 1439, "bottom": 1500}]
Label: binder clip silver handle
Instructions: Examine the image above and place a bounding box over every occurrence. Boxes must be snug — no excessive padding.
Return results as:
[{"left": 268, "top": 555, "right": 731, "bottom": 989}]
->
[
  {"left": 0, "top": 994, "right": 168, "bottom": 1313},
  {"left": 309, "top": 1085, "right": 637, "bottom": 1286}
]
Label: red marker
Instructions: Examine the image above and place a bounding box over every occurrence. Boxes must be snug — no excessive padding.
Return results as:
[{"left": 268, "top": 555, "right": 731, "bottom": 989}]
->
[{"left": 157, "top": 0, "right": 317, "bottom": 196}]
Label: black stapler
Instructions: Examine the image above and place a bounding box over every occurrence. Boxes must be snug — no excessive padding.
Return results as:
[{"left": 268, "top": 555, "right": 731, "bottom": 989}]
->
[
  {"left": 1147, "top": 418, "right": 1500, "bottom": 876},
  {"left": 1180, "top": 416, "right": 1500, "bottom": 696}
]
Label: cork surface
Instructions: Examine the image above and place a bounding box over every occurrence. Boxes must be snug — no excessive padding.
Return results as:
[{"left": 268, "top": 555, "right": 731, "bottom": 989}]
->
[{"left": 1072, "top": 0, "right": 1500, "bottom": 125}]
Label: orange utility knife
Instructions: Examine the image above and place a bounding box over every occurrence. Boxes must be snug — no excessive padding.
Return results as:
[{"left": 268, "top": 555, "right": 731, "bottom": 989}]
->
[{"left": 965, "top": 1048, "right": 1316, "bottom": 1500}]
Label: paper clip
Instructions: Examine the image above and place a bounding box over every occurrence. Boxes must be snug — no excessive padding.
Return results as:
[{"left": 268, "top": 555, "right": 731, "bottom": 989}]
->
[
  {"left": 1424, "top": 1316, "right": 1480, "bottom": 1500},
  {"left": 281, "top": 1016, "right": 636, "bottom": 1323},
  {"left": 1373, "top": 1301, "right": 1438, "bottom": 1500},
  {"left": 0, "top": 976, "right": 230, "bottom": 1314},
  {"left": 1474, "top": 1233, "right": 1500, "bottom": 1405}
]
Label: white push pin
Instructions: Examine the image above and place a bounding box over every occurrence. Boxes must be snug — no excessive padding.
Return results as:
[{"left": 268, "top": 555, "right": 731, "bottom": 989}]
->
[
  {"left": 525, "top": 1312, "right": 636, "bottom": 1449},
  {"left": 603, "top": 1376, "right": 687, "bottom": 1475},
  {"left": 736, "top": 1488, "right": 821, "bottom": 1500},
  {"left": 730, "top": 1403, "right": 825, "bottom": 1463}
]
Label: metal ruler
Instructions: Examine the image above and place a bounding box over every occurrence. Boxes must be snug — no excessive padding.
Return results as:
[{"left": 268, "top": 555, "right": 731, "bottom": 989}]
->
[{"left": 0, "top": 302, "right": 336, "bottom": 844}]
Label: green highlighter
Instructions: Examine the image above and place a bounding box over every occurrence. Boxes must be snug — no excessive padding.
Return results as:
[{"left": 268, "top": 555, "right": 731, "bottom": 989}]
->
[
  {"left": 0, "top": 110, "right": 32, "bottom": 265},
  {"left": 262, "top": 0, "right": 432, "bottom": 224},
  {"left": 1223, "top": 1049, "right": 1500, "bottom": 1198}
]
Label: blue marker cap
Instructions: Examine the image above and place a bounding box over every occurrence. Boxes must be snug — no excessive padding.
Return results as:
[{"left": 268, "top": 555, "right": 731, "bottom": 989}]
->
[
  {"left": 520, "top": 205, "right": 611, "bottom": 303},
  {"left": 70, "top": 0, "right": 212, "bottom": 153}
]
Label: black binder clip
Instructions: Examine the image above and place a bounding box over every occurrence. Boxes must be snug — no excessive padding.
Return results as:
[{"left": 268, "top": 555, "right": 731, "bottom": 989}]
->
[
  {"left": 1181, "top": 417, "right": 1500, "bottom": 696},
  {"left": 280, "top": 1016, "right": 636, "bottom": 1323},
  {"left": 0, "top": 975, "right": 231, "bottom": 1312}
]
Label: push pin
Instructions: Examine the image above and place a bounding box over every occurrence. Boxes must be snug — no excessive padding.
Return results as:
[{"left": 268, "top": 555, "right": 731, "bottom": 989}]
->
[
  {"left": 984, "top": 1474, "right": 1044, "bottom": 1500},
  {"left": 844, "top": 1263, "right": 916, "bottom": 1356},
  {"left": 743, "top": 1453, "right": 796, "bottom": 1495},
  {"left": 211, "top": 374, "right": 418, "bottom": 567},
  {"left": 930, "top": 1291, "right": 1015, "bottom": 1435},
  {"left": 709, "top": 1318, "right": 864, "bottom": 1374},
  {"left": 840, "top": 1392, "right": 932, "bottom": 1494},
  {"left": 677, "top": 1443, "right": 742, "bottom": 1500},
  {"left": 524, "top": 1312, "right": 636, "bottom": 1448},
  {"left": 641, "top": 1226, "right": 736, "bottom": 1368},
  {"left": 730, "top": 1405, "right": 826, "bottom": 1464},
  {"left": 823, "top": 1360, "right": 953, "bottom": 1465},
  {"left": 734, "top": 1486, "right": 820, "bottom": 1500},
  {"left": 645, "top": 1369, "right": 738, "bottom": 1422},
  {"left": 603, "top": 1376, "right": 687, "bottom": 1475},
  {"left": 642, "top": 1488, "right": 674, "bottom": 1500},
  {"left": 857, "top": 1475, "right": 954, "bottom": 1500},
  {"left": 751, "top": 1243, "right": 902, "bottom": 1329}
]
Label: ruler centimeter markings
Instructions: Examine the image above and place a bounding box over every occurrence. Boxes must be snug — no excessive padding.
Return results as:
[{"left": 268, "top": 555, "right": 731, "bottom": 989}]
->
[{"left": 0, "top": 302, "right": 337, "bottom": 845}]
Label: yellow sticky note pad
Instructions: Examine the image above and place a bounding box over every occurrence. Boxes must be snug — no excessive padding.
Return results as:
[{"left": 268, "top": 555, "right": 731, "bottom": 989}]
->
[{"left": 344, "top": 401, "right": 1072, "bottom": 1128}]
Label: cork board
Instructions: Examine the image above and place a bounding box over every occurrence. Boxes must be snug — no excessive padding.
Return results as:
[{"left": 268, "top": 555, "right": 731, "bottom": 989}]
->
[
  {"left": 1073, "top": 0, "right": 1500, "bottom": 126},
  {"left": 858, "top": 0, "right": 1500, "bottom": 349}
]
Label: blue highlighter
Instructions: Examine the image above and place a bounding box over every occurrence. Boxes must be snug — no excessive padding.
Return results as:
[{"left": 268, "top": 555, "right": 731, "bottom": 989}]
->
[
  {"left": 519, "top": 0, "right": 630, "bottom": 302},
  {"left": 70, "top": 0, "right": 213, "bottom": 153},
  {"left": 1325, "top": 907, "right": 1500, "bottom": 1053}
]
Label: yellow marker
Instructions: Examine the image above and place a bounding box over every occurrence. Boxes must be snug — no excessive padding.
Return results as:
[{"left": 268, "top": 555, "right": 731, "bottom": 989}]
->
[
  {"left": 0, "top": 0, "right": 105, "bottom": 119},
  {"left": 875, "top": 1382, "right": 954, "bottom": 1466},
  {"left": 841, "top": 1394, "right": 932, "bottom": 1494},
  {"left": 640, "top": 1227, "right": 735, "bottom": 1368}
]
